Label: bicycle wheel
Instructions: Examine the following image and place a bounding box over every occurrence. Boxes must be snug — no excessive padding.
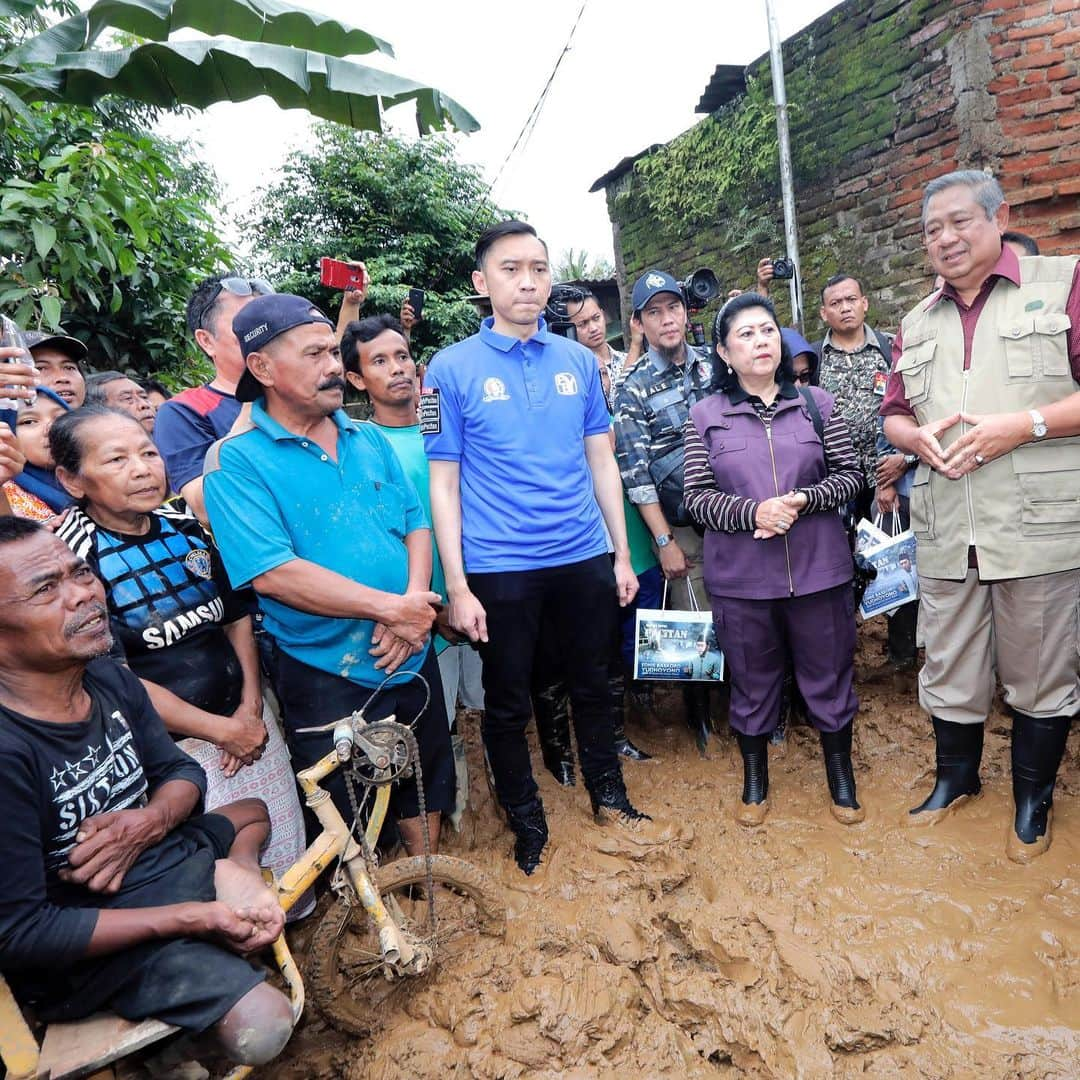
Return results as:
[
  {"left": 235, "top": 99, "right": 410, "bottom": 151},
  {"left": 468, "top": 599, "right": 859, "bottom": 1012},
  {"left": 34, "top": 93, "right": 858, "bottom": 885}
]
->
[{"left": 306, "top": 854, "right": 506, "bottom": 1036}]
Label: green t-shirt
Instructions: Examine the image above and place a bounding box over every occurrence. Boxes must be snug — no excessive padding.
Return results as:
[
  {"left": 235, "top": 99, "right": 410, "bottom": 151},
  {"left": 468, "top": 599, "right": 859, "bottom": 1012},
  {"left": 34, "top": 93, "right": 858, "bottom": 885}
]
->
[
  {"left": 625, "top": 496, "right": 658, "bottom": 576},
  {"left": 371, "top": 422, "right": 448, "bottom": 654}
]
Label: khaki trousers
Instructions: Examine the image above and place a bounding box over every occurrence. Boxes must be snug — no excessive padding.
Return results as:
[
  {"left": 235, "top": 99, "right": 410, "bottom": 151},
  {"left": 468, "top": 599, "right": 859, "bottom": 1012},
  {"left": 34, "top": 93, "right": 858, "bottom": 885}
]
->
[
  {"left": 665, "top": 525, "right": 709, "bottom": 612},
  {"left": 918, "top": 568, "right": 1080, "bottom": 725}
]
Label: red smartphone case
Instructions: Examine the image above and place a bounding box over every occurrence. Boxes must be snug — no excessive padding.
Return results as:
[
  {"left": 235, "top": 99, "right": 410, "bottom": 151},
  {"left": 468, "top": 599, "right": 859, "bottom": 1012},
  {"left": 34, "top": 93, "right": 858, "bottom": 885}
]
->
[{"left": 320, "top": 257, "right": 366, "bottom": 291}]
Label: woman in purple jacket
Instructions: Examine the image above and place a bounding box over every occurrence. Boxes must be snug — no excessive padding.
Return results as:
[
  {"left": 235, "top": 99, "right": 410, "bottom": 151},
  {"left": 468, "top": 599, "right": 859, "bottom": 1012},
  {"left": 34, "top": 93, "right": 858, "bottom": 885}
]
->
[{"left": 683, "top": 293, "right": 865, "bottom": 827}]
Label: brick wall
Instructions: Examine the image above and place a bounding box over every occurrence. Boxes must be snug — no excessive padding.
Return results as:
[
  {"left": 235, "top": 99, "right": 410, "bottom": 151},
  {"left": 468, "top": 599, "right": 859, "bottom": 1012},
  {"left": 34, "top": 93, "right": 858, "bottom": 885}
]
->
[{"left": 602, "top": 0, "right": 1080, "bottom": 337}]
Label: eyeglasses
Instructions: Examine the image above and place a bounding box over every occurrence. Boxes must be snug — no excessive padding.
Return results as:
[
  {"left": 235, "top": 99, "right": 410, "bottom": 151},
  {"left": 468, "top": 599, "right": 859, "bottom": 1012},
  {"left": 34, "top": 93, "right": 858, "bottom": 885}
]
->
[
  {"left": 794, "top": 370, "right": 812, "bottom": 384},
  {"left": 194, "top": 277, "right": 275, "bottom": 331}
]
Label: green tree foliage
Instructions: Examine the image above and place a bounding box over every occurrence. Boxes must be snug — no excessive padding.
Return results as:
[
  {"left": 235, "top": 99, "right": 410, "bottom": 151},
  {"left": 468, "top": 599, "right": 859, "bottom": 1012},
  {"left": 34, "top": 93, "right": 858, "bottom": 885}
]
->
[
  {"left": 553, "top": 248, "right": 614, "bottom": 282},
  {"left": 0, "top": 0, "right": 478, "bottom": 135},
  {"left": 246, "top": 125, "right": 511, "bottom": 358},
  {"left": 0, "top": 102, "right": 231, "bottom": 375}
]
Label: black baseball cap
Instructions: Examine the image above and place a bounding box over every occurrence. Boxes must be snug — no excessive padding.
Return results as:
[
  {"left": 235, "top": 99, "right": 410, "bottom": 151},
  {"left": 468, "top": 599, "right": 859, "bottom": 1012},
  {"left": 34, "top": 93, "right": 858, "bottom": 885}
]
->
[
  {"left": 232, "top": 294, "right": 335, "bottom": 402},
  {"left": 23, "top": 330, "right": 88, "bottom": 363}
]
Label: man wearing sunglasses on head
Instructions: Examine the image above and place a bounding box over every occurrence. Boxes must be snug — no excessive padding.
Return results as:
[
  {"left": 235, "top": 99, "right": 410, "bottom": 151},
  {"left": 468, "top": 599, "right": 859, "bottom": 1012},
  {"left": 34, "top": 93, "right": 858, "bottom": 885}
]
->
[{"left": 153, "top": 275, "right": 275, "bottom": 523}]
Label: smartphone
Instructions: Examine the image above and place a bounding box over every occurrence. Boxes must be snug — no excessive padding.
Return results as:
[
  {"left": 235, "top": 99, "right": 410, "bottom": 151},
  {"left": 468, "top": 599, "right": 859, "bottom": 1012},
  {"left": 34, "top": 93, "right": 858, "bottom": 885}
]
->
[
  {"left": 320, "top": 257, "right": 367, "bottom": 292},
  {"left": 407, "top": 288, "right": 425, "bottom": 322},
  {"left": 0, "top": 316, "right": 35, "bottom": 411}
]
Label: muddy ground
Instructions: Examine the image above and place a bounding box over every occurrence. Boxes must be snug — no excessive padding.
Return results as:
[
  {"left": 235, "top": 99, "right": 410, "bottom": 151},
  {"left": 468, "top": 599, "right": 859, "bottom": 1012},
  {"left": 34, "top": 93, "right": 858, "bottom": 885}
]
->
[{"left": 265, "top": 621, "right": 1079, "bottom": 1079}]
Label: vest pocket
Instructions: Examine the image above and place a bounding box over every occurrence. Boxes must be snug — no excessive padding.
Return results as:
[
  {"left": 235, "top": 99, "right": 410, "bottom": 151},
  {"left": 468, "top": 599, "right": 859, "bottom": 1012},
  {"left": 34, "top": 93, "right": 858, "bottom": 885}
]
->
[
  {"left": 1035, "top": 313, "right": 1071, "bottom": 377},
  {"left": 1000, "top": 314, "right": 1072, "bottom": 379},
  {"left": 895, "top": 340, "right": 935, "bottom": 407},
  {"left": 910, "top": 469, "right": 936, "bottom": 541},
  {"left": 1011, "top": 442, "right": 1080, "bottom": 535},
  {"left": 705, "top": 437, "right": 750, "bottom": 492}
]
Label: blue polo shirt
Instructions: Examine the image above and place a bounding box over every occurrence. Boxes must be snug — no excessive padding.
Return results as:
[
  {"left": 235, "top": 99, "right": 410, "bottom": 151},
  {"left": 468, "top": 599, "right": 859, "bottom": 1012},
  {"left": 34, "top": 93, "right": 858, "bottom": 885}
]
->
[
  {"left": 203, "top": 401, "right": 429, "bottom": 687},
  {"left": 422, "top": 317, "right": 610, "bottom": 573}
]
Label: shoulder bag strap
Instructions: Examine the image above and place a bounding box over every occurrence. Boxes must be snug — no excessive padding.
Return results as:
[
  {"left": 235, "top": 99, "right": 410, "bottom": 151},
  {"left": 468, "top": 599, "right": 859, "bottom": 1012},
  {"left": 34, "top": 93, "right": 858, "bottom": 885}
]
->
[{"left": 797, "top": 386, "right": 825, "bottom": 443}]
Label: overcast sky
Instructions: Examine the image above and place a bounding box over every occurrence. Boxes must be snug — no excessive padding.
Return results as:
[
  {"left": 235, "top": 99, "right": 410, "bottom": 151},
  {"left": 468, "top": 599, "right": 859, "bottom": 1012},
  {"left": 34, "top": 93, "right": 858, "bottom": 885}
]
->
[{"left": 159, "top": 0, "right": 842, "bottom": 269}]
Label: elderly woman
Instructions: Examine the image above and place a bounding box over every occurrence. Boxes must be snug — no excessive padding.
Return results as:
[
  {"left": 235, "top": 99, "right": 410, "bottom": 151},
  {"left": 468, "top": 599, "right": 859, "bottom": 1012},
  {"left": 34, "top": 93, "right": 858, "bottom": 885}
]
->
[
  {"left": 683, "top": 293, "right": 865, "bottom": 827},
  {"left": 1, "top": 388, "right": 73, "bottom": 521},
  {"left": 49, "top": 405, "right": 306, "bottom": 889}
]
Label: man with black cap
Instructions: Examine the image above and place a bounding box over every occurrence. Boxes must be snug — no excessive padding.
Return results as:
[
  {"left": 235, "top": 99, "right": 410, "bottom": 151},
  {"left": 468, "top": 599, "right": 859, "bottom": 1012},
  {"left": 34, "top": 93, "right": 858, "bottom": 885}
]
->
[
  {"left": 202, "top": 294, "right": 454, "bottom": 856},
  {"left": 613, "top": 269, "right": 715, "bottom": 753},
  {"left": 24, "top": 330, "right": 87, "bottom": 408}
]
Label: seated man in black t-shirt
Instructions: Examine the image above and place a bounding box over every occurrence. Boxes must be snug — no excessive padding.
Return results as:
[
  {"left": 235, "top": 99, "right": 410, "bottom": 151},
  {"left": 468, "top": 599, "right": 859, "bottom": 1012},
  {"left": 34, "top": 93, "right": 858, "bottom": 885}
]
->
[{"left": 0, "top": 518, "right": 294, "bottom": 1066}]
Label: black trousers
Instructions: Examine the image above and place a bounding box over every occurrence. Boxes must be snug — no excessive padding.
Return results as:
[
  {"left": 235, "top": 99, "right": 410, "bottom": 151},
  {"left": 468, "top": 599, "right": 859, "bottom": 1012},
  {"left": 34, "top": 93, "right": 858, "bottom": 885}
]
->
[
  {"left": 469, "top": 554, "right": 620, "bottom": 808},
  {"left": 268, "top": 644, "right": 455, "bottom": 840}
]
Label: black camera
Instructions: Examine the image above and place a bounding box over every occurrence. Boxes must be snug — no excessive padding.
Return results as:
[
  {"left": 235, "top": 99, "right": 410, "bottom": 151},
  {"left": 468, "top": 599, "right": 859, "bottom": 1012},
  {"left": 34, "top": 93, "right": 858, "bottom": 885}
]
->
[
  {"left": 679, "top": 268, "right": 720, "bottom": 312},
  {"left": 771, "top": 257, "right": 795, "bottom": 281},
  {"left": 545, "top": 283, "right": 588, "bottom": 340}
]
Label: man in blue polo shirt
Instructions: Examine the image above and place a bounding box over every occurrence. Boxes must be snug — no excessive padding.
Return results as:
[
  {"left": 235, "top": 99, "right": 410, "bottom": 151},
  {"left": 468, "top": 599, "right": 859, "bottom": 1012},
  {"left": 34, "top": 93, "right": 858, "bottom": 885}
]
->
[
  {"left": 424, "top": 219, "right": 651, "bottom": 875},
  {"left": 203, "top": 294, "right": 453, "bottom": 854}
]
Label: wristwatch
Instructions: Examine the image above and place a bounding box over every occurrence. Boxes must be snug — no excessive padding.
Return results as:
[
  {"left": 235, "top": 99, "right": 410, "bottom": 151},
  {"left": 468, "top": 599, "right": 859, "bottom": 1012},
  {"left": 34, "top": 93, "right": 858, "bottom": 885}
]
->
[
  {"left": 1029, "top": 409, "right": 1048, "bottom": 441},
  {"left": 903, "top": 453, "right": 919, "bottom": 467},
  {"left": 655, "top": 532, "right": 674, "bottom": 548}
]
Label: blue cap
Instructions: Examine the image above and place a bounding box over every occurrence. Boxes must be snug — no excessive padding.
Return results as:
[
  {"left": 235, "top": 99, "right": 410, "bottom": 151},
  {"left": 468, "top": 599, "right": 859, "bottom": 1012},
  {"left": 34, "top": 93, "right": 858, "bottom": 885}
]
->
[
  {"left": 232, "top": 294, "right": 335, "bottom": 402},
  {"left": 631, "top": 269, "right": 682, "bottom": 314},
  {"left": 781, "top": 327, "right": 814, "bottom": 358}
]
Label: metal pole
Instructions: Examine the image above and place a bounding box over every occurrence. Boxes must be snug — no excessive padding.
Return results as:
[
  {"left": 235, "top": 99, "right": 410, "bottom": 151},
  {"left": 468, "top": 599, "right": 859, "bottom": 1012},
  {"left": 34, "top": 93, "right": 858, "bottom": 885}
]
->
[{"left": 765, "top": 0, "right": 804, "bottom": 332}]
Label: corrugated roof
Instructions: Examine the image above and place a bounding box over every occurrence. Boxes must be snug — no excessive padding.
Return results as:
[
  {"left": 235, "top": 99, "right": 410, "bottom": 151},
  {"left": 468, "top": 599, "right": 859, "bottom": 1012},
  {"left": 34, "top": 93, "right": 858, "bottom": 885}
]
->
[
  {"left": 696, "top": 63, "right": 747, "bottom": 114},
  {"left": 588, "top": 144, "right": 662, "bottom": 193}
]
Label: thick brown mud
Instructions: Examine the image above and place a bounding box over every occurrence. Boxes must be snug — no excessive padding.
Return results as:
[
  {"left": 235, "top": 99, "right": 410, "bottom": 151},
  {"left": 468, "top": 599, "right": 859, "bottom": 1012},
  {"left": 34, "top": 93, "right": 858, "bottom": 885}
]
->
[{"left": 266, "top": 621, "right": 1079, "bottom": 1079}]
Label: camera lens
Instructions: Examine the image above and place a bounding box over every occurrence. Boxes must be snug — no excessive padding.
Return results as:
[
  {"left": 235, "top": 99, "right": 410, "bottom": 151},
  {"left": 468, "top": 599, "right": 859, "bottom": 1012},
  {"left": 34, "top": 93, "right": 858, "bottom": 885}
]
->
[{"left": 771, "top": 258, "right": 794, "bottom": 281}]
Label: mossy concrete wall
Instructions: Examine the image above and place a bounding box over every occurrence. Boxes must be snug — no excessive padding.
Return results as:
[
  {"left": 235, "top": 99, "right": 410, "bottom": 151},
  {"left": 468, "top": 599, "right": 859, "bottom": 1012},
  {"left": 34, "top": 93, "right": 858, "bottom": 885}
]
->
[{"left": 602, "top": 0, "right": 1080, "bottom": 338}]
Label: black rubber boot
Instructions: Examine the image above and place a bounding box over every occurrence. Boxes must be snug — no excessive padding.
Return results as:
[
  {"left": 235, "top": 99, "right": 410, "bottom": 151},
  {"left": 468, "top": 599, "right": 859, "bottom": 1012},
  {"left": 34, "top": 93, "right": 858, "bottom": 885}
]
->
[
  {"left": 1008, "top": 712, "right": 1072, "bottom": 863},
  {"left": 586, "top": 768, "right": 652, "bottom": 825},
  {"left": 735, "top": 732, "right": 769, "bottom": 826},
  {"left": 504, "top": 797, "right": 549, "bottom": 875},
  {"left": 820, "top": 722, "right": 864, "bottom": 824},
  {"left": 626, "top": 679, "right": 658, "bottom": 724},
  {"left": 682, "top": 684, "right": 710, "bottom": 756},
  {"left": 610, "top": 673, "right": 652, "bottom": 761},
  {"left": 886, "top": 601, "right": 918, "bottom": 670},
  {"left": 532, "top": 683, "right": 575, "bottom": 786},
  {"left": 908, "top": 717, "right": 983, "bottom": 820}
]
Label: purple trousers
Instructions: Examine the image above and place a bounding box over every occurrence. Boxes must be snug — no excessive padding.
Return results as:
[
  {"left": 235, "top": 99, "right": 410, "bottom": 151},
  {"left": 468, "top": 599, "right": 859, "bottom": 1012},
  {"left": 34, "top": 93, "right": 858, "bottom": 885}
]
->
[{"left": 709, "top": 584, "right": 858, "bottom": 736}]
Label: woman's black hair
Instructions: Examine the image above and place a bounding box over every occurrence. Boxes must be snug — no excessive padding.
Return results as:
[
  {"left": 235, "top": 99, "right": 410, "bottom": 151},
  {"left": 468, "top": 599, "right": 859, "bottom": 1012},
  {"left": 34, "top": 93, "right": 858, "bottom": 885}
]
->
[
  {"left": 49, "top": 404, "right": 142, "bottom": 477},
  {"left": 710, "top": 292, "right": 795, "bottom": 394}
]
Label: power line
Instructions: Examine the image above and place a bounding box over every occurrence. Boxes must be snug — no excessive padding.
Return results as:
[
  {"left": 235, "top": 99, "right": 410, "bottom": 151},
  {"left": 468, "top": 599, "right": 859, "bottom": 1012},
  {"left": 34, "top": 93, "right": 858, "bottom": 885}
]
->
[
  {"left": 428, "top": 0, "right": 590, "bottom": 291},
  {"left": 488, "top": 0, "right": 589, "bottom": 193}
]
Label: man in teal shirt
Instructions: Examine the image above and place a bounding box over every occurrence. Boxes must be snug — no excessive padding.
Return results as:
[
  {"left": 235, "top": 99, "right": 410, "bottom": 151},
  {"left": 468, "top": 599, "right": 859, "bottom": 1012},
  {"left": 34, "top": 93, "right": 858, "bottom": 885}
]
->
[{"left": 204, "top": 295, "right": 453, "bottom": 854}]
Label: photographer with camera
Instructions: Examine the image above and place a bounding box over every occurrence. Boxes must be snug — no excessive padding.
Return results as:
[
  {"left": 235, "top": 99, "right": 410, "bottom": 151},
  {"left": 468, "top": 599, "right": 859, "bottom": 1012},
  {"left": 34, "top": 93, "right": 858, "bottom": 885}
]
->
[
  {"left": 613, "top": 269, "right": 716, "bottom": 752},
  {"left": 567, "top": 289, "right": 641, "bottom": 410},
  {"left": 752, "top": 255, "right": 794, "bottom": 299}
]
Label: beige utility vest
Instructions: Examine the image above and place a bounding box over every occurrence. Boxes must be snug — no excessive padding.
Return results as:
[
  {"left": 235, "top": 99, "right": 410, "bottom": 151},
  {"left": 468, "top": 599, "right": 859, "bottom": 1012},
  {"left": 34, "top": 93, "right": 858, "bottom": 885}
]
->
[{"left": 896, "top": 255, "right": 1080, "bottom": 581}]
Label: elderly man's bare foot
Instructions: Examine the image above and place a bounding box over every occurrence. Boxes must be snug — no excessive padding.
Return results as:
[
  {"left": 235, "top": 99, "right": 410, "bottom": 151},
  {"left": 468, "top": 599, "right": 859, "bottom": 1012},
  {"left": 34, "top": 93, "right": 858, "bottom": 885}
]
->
[{"left": 214, "top": 858, "right": 283, "bottom": 950}]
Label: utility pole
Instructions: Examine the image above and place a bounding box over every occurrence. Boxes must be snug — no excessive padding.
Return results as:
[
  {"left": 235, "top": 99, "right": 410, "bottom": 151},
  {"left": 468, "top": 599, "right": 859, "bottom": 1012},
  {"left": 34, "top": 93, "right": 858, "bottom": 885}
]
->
[{"left": 765, "top": 0, "right": 804, "bottom": 332}]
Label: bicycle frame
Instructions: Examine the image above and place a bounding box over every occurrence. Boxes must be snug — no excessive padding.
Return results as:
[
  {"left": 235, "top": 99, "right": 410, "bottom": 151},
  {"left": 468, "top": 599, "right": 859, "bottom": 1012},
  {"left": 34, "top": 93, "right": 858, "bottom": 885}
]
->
[{"left": 274, "top": 730, "right": 419, "bottom": 972}]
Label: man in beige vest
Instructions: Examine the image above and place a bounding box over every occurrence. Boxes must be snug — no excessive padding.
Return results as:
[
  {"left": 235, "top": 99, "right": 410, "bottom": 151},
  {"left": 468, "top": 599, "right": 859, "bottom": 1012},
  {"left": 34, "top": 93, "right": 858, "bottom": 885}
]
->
[{"left": 882, "top": 170, "right": 1080, "bottom": 863}]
